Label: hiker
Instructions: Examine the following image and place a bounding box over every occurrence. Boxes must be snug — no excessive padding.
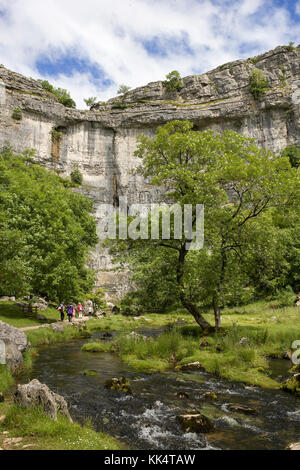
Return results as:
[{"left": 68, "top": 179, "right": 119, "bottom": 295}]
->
[
  {"left": 77, "top": 302, "right": 84, "bottom": 319},
  {"left": 67, "top": 303, "right": 74, "bottom": 322},
  {"left": 57, "top": 303, "right": 65, "bottom": 322},
  {"left": 88, "top": 304, "right": 94, "bottom": 317}
]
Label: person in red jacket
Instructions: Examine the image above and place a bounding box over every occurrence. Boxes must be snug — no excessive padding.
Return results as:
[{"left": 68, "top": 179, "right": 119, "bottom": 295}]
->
[{"left": 77, "top": 303, "right": 84, "bottom": 319}]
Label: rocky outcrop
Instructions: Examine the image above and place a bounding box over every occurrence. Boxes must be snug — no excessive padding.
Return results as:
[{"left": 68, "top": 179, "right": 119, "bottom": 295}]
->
[
  {"left": 1, "top": 46, "right": 300, "bottom": 298},
  {"left": 0, "top": 321, "right": 28, "bottom": 368},
  {"left": 105, "top": 377, "right": 132, "bottom": 394},
  {"left": 177, "top": 413, "right": 215, "bottom": 433},
  {"left": 178, "top": 361, "right": 206, "bottom": 372},
  {"left": 14, "top": 379, "right": 72, "bottom": 422}
]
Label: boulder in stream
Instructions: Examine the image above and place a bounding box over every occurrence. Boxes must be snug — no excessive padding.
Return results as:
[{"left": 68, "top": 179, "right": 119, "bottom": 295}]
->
[
  {"left": 177, "top": 413, "right": 215, "bottom": 433},
  {"left": 287, "top": 442, "right": 300, "bottom": 450},
  {"left": 15, "top": 379, "right": 72, "bottom": 422},
  {"left": 179, "top": 362, "right": 206, "bottom": 372},
  {"left": 202, "top": 392, "right": 217, "bottom": 400},
  {"left": 105, "top": 377, "right": 133, "bottom": 394},
  {"left": 228, "top": 404, "right": 258, "bottom": 415},
  {"left": 281, "top": 376, "right": 300, "bottom": 396}
]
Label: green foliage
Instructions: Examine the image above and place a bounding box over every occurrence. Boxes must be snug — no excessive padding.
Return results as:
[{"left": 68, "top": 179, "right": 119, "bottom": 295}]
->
[
  {"left": 70, "top": 164, "right": 83, "bottom": 185},
  {"left": 117, "top": 84, "right": 131, "bottom": 95},
  {"left": 85, "top": 288, "right": 107, "bottom": 312},
  {"left": 0, "top": 365, "right": 14, "bottom": 393},
  {"left": 81, "top": 341, "right": 108, "bottom": 353},
  {"left": 38, "top": 80, "right": 76, "bottom": 108},
  {"left": 84, "top": 97, "right": 97, "bottom": 108},
  {"left": 111, "top": 102, "right": 131, "bottom": 110},
  {"left": 11, "top": 108, "right": 22, "bottom": 121},
  {"left": 0, "top": 146, "right": 97, "bottom": 301},
  {"left": 285, "top": 41, "right": 296, "bottom": 51},
  {"left": 249, "top": 69, "right": 269, "bottom": 99},
  {"left": 282, "top": 145, "right": 300, "bottom": 168},
  {"left": 108, "top": 120, "right": 300, "bottom": 329},
  {"left": 164, "top": 70, "right": 184, "bottom": 92}
]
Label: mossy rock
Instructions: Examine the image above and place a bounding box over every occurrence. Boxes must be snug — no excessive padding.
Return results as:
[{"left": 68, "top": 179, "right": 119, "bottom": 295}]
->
[
  {"left": 177, "top": 413, "right": 215, "bottom": 434},
  {"left": 281, "top": 376, "right": 300, "bottom": 396},
  {"left": 105, "top": 377, "right": 132, "bottom": 395},
  {"left": 83, "top": 370, "right": 98, "bottom": 377}
]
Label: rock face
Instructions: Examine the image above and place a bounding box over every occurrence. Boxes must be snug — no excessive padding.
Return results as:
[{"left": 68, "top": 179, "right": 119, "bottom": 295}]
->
[
  {"left": 177, "top": 413, "right": 215, "bottom": 433},
  {"left": 0, "top": 321, "right": 28, "bottom": 368},
  {"left": 15, "top": 379, "right": 72, "bottom": 422},
  {"left": 1, "top": 46, "right": 300, "bottom": 298}
]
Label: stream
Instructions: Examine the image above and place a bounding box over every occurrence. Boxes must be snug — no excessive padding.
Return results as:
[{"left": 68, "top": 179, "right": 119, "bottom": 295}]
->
[{"left": 23, "top": 326, "right": 300, "bottom": 450}]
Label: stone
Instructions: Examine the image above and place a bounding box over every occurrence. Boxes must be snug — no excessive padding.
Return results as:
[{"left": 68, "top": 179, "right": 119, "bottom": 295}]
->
[
  {"left": 105, "top": 377, "right": 132, "bottom": 395},
  {"left": 0, "top": 415, "right": 5, "bottom": 423},
  {"left": 15, "top": 379, "right": 72, "bottom": 422},
  {"left": 37, "top": 315, "right": 47, "bottom": 321},
  {"left": 287, "top": 442, "right": 300, "bottom": 450},
  {"left": 3, "top": 437, "right": 23, "bottom": 446},
  {"left": 51, "top": 323, "right": 64, "bottom": 333},
  {"left": 228, "top": 404, "right": 258, "bottom": 415},
  {"left": 177, "top": 413, "right": 215, "bottom": 434},
  {"left": 83, "top": 369, "right": 98, "bottom": 376},
  {"left": 239, "top": 337, "right": 248, "bottom": 345},
  {"left": 0, "top": 321, "right": 28, "bottom": 368},
  {"left": 202, "top": 392, "right": 217, "bottom": 400},
  {"left": 176, "top": 392, "right": 190, "bottom": 399},
  {"left": 0, "top": 297, "right": 10, "bottom": 302},
  {"left": 179, "top": 362, "right": 206, "bottom": 372}
]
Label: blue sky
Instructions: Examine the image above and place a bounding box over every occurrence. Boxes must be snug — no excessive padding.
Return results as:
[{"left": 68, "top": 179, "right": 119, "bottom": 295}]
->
[{"left": 0, "top": 0, "right": 299, "bottom": 108}]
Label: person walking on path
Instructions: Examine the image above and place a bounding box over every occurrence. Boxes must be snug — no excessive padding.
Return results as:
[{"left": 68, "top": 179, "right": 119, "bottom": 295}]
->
[
  {"left": 77, "top": 302, "right": 84, "bottom": 319},
  {"left": 67, "top": 303, "right": 74, "bottom": 322},
  {"left": 57, "top": 303, "right": 65, "bottom": 322}
]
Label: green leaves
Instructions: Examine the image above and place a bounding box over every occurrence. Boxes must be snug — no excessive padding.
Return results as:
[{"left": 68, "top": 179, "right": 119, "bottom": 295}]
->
[{"left": 0, "top": 147, "right": 97, "bottom": 301}]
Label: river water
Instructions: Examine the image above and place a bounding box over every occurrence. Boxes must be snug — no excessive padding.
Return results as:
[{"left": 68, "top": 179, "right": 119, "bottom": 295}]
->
[{"left": 24, "top": 327, "right": 300, "bottom": 450}]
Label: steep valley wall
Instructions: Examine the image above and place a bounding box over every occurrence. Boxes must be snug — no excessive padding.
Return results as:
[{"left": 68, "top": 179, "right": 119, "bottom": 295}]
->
[{"left": 0, "top": 45, "right": 300, "bottom": 299}]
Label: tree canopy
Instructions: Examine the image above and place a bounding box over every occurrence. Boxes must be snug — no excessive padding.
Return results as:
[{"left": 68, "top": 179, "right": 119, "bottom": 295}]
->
[
  {"left": 0, "top": 145, "right": 98, "bottom": 302},
  {"left": 38, "top": 80, "right": 76, "bottom": 108},
  {"left": 108, "top": 121, "right": 300, "bottom": 331}
]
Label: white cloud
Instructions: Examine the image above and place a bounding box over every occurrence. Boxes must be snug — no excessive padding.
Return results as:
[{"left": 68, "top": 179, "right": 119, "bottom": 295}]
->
[{"left": 0, "top": 0, "right": 299, "bottom": 108}]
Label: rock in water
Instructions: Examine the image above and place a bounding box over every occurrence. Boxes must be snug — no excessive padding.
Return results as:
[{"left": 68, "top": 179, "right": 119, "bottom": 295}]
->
[
  {"left": 179, "top": 362, "right": 206, "bottom": 372},
  {"left": 287, "top": 442, "right": 300, "bottom": 450},
  {"left": 228, "top": 404, "right": 258, "bottom": 415},
  {"left": 0, "top": 321, "right": 28, "bottom": 368},
  {"left": 105, "top": 377, "right": 133, "bottom": 394},
  {"left": 177, "top": 413, "right": 215, "bottom": 433},
  {"left": 15, "top": 379, "right": 72, "bottom": 422}
]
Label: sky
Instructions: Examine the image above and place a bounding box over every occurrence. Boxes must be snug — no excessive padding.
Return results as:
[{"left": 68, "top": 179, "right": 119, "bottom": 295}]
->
[{"left": 0, "top": 0, "right": 299, "bottom": 108}]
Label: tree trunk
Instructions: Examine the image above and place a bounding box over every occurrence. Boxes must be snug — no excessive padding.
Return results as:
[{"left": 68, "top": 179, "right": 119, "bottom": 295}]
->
[
  {"left": 177, "top": 243, "right": 214, "bottom": 333},
  {"left": 180, "top": 293, "right": 215, "bottom": 333},
  {"left": 212, "top": 296, "right": 221, "bottom": 330}
]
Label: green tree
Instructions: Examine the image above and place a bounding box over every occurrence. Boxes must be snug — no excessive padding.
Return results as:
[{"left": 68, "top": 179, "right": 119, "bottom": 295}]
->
[
  {"left": 249, "top": 69, "right": 269, "bottom": 99},
  {"left": 84, "top": 97, "right": 97, "bottom": 108},
  {"left": 117, "top": 84, "right": 131, "bottom": 95},
  {"left": 108, "top": 121, "right": 299, "bottom": 331},
  {"left": 164, "top": 70, "right": 184, "bottom": 92},
  {"left": 282, "top": 145, "right": 300, "bottom": 168},
  {"left": 38, "top": 80, "right": 76, "bottom": 108},
  {"left": 0, "top": 145, "right": 98, "bottom": 301}
]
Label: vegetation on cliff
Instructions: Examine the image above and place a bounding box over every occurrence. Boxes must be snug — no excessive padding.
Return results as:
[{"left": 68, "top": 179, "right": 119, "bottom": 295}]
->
[
  {"left": 38, "top": 79, "right": 76, "bottom": 108},
  {"left": 0, "top": 145, "right": 97, "bottom": 302}
]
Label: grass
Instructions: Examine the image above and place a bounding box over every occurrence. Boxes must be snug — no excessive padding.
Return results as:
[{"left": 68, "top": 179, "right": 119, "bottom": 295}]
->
[
  {"left": 0, "top": 302, "right": 59, "bottom": 328},
  {"left": 0, "top": 365, "right": 14, "bottom": 394},
  {"left": 26, "top": 324, "right": 91, "bottom": 347},
  {"left": 99, "top": 300, "right": 300, "bottom": 389},
  {"left": 0, "top": 403, "right": 125, "bottom": 450}
]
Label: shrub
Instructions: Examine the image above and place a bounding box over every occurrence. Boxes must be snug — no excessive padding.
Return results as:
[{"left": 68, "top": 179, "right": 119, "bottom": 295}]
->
[
  {"left": 117, "top": 84, "right": 131, "bottom": 95},
  {"left": 249, "top": 69, "right": 269, "bottom": 99},
  {"left": 70, "top": 164, "right": 83, "bottom": 185},
  {"left": 84, "top": 97, "right": 97, "bottom": 108},
  {"left": 12, "top": 108, "right": 22, "bottom": 121},
  {"left": 38, "top": 80, "right": 76, "bottom": 108},
  {"left": 164, "top": 70, "right": 184, "bottom": 92},
  {"left": 282, "top": 145, "right": 300, "bottom": 168}
]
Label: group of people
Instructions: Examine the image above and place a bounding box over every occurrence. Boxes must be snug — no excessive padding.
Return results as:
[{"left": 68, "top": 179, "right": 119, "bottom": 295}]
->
[{"left": 56, "top": 302, "right": 93, "bottom": 322}]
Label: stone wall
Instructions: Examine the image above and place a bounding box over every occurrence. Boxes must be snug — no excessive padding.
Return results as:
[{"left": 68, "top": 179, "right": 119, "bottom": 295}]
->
[{"left": 0, "top": 45, "right": 300, "bottom": 299}]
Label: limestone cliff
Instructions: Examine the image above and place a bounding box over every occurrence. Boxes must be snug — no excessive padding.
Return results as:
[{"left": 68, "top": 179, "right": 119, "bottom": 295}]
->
[{"left": 0, "top": 45, "right": 299, "bottom": 298}]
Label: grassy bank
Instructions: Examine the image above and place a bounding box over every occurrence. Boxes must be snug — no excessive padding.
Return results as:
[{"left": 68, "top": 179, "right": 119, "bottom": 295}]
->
[
  {"left": 0, "top": 403, "right": 124, "bottom": 450},
  {"left": 0, "top": 302, "right": 59, "bottom": 328},
  {"left": 82, "top": 301, "right": 300, "bottom": 389}
]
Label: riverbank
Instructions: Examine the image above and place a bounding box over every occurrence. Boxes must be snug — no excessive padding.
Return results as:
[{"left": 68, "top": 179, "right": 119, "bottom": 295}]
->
[
  {"left": 83, "top": 301, "right": 300, "bottom": 389},
  {"left": 0, "top": 402, "right": 124, "bottom": 450}
]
